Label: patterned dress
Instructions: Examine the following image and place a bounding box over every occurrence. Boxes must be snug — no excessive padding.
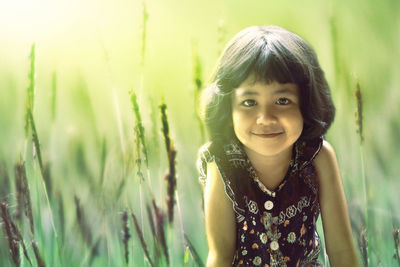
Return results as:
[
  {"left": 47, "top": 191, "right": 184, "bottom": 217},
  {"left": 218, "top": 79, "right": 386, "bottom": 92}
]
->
[{"left": 197, "top": 137, "right": 324, "bottom": 267}]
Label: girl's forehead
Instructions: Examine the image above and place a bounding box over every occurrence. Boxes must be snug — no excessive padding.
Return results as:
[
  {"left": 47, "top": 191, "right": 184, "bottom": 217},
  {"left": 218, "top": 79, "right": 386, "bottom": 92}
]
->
[{"left": 233, "top": 81, "right": 300, "bottom": 98}]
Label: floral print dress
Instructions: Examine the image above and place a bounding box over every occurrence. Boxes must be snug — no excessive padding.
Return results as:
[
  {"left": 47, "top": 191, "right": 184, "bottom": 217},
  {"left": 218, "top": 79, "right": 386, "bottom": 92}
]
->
[{"left": 198, "top": 137, "right": 324, "bottom": 267}]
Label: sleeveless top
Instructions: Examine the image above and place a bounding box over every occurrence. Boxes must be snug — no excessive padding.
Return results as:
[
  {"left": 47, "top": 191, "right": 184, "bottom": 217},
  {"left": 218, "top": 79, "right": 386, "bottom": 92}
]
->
[{"left": 197, "top": 137, "right": 324, "bottom": 267}]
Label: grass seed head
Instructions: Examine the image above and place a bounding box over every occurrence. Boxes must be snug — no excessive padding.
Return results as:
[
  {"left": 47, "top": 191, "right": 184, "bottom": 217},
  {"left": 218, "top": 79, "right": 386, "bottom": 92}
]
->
[
  {"left": 0, "top": 202, "right": 20, "bottom": 267},
  {"left": 159, "top": 103, "right": 177, "bottom": 224},
  {"left": 122, "top": 210, "right": 130, "bottom": 264},
  {"left": 130, "top": 91, "right": 149, "bottom": 173},
  {"left": 24, "top": 43, "right": 36, "bottom": 138},
  {"left": 393, "top": 228, "right": 400, "bottom": 265},
  {"left": 355, "top": 80, "right": 364, "bottom": 143},
  {"left": 15, "top": 160, "right": 35, "bottom": 234},
  {"left": 141, "top": 0, "right": 149, "bottom": 69},
  {"left": 28, "top": 109, "right": 45, "bottom": 180},
  {"left": 15, "top": 164, "right": 23, "bottom": 222},
  {"left": 9, "top": 215, "right": 32, "bottom": 266},
  {"left": 359, "top": 225, "right": 369, "bottom": 267}
]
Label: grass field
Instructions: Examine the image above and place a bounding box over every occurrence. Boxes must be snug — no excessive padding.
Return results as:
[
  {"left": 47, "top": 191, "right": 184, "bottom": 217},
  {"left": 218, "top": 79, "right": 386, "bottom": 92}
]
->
[{"left": 0, "top": 0, "right": 399, "bottom": 266}]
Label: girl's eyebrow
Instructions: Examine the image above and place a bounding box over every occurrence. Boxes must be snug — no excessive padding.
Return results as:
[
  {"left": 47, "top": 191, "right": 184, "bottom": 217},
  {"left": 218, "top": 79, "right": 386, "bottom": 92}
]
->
[
  {"left": 272, "top": 88, "right": 298, "bottom": 96},
  {"left": 235, "top": 90, "right": 259, "bottom": 97},
  {"left": 235, "top": 87, "right": 298, "bottom": 97}
]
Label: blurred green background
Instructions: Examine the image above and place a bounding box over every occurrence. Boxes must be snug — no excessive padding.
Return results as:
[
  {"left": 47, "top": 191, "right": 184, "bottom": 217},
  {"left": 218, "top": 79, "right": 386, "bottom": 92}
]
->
[{"left": 0, "top": 0, "right": 399, "bottom": 266}]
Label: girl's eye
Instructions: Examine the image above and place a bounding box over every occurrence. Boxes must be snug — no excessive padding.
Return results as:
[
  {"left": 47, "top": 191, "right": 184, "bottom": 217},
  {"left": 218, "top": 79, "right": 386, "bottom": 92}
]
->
[
  {"left": 276, "top": 98, "right": 290, "bottom": 105},
  {"left": 241, "top": 99, "right": 257, "bottom": 107}
]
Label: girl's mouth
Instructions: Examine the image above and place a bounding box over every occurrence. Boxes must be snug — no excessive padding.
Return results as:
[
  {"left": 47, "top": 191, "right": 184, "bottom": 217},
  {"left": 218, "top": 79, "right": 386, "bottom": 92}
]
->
[{"left": 252, "top": 132, "right": 283, "bottom": 138}]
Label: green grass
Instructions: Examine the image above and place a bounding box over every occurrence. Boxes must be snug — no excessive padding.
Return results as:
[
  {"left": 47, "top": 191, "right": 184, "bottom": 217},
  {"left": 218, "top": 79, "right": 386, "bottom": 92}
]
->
[{"left": 0, "top": 0, "right": 399, "bottom": 266}]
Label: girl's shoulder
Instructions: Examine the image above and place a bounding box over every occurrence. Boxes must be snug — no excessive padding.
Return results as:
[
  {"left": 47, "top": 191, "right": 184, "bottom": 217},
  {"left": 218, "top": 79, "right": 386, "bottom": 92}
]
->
[
  {"left": 294, "top": 136, "right": 323, "bottom": 171},
  {"left": 197, "top": 141, "right": 226, "bottom": 185},
  {"left": 196, "top": 139, "right": 245, "bottom": 185},
  {"left": 197, "top": 139, "right": 239, "bottom": 164},
  {"left": 313, "top": 140, "right": 338, "bottom": 177}
]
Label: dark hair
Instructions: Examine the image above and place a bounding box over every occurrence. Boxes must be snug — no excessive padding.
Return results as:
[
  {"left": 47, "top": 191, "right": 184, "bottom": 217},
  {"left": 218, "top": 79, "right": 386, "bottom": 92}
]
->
[{"left": 201, "top": 25, "right": 335, "bottom": 143}]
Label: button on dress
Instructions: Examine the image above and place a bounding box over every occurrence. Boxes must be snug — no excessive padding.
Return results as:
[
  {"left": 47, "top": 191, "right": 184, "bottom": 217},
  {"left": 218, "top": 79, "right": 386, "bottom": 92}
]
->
[{"left": 198, "top": 137, "right": 324, "bottom": 267}]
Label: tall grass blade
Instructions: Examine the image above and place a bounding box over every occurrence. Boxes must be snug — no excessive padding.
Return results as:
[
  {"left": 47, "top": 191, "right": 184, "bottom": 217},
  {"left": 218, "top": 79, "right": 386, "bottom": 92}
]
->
[
  {"left": 146, "top": 203, "right": 161, "bottom": 266},
  {"left": 359, "top": 225, "right": 369, "bottom": 267},
  {"left": 140, "top": 0, "right": 149, "bottom": 71},
  {"left": 57, "top": 193, "right": 65, "bottom": 242},
  {"left": 27, "top": 109, "right": 57, "bottom": 237},
  {"left": 99, "top": 137, "right": 107, "bottom": 186},
  {"left": 392, "top": 214, "right": 400, "bottom": 266},
  {"left": 184, "top": 234, "right": 204, "bottom": 267},
  {"left": 25, "top": 44, "right": 36, "bottom": 138},
  {"left": 160, "top": 102, "right": 177, "bottom": 224},
  {"left": 0, "top": 202, "right": 21, "bottom": 267},
  {"left": 152, "top": 199, "right": 169, "bottom": 266},
  {"left": 355, "top": 80, "right": 364, "bottom": 143},
  {"left": 32, "top": 241, "right": 46, "bottom": 267},
  {"left": 131, "top": 210, "right": 154, "bottom": 267},
  {"left": 15, "top": 160, "right": 35, "bottom": 235},
  {"left": 393, "top": 228, "right": 400, "bottom": 266},
  {"left": 355, "top": 79, "right": 369, "bottom": 265},
  {"left": 9, "top": 217, "right": 32, "bottom": 266},
  {"left": 130, "top": 91, "right": 149, "bottom": 176},
  {"left": 74, "top": 195, "right": 92, "bottom": 246},
  {"left": 88, "top": 237, "right": 102, "bottom": 265}
]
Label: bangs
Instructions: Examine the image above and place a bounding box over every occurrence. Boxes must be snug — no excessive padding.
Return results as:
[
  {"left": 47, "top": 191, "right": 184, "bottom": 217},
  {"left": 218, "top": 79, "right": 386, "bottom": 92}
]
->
[
  {"left": 216, "top": 28, "right": 311, "bottom": 90},
  {"left": 251, "top": 44, "right": 309, "bottom": 86}
]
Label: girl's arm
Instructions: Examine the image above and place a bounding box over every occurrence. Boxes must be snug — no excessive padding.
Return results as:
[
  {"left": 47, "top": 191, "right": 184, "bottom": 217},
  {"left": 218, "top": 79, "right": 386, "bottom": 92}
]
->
[
  {"left": 314, "top": 141, "right": 359, "bottom": 267},
  {"left": 204, "top": 161, "right": 236, "bottom": 267}
]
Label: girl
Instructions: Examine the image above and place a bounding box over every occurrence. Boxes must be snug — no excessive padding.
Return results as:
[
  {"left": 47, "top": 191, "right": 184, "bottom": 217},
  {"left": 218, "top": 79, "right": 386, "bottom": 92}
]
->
[{"left": 197, "top": 26, "right": 359, "bottom": 267}]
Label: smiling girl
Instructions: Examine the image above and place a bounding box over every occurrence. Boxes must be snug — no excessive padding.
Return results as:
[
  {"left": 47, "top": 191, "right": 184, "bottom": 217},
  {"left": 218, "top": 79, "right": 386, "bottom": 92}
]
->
[{"left": 197, "top": 26, "right": 359, "bottom": 267}]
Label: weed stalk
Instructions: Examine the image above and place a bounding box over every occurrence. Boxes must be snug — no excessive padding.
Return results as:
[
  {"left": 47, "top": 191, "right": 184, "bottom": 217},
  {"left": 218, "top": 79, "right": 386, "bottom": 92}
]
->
[
  {"left": 15, "top": 159, "right": 35, "bottom": 235},
  {"left": 74, "top": 196, "right": 92, "bottom": 246},
  {"left": 355, "top": 79, "right": 369, "bottom": 266},
  {"left": 122, "top": 210, "right": 131, "bottom": 264},
  {"left": 131, "top": 210, "right": 154, "bottom": 267},
  {"left": 152, "top": 199, "right": 169, "bottom": 266},
  {"left": 32, "top": 240, "right": 46, "bottom": 267},
  {"left": 24, "top": 44, "right": 36, "bottom": 139},
  {"left": 159, "top": 103, "right": 177, "bottom": 225},
  {"left": 1, "top": 202, "right": 21, "bottom": 267},
  {"left": 28, "top": 109, "right": 57, "bottom": 237},
  {"left": 184, "top": 234, "right": 204, "bottom": 267}
]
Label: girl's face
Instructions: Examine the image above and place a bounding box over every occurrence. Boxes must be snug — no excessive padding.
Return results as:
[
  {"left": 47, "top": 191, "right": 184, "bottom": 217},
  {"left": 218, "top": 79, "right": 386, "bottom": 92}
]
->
[{"left": 232, "top": 78, "right": 303, "bottom": 157}]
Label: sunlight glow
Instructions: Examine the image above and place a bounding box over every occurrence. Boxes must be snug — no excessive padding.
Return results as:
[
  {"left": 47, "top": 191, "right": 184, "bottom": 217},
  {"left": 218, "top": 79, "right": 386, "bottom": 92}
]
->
[{"left": 0, "top": 0, "right": 93, "bottom": 43}]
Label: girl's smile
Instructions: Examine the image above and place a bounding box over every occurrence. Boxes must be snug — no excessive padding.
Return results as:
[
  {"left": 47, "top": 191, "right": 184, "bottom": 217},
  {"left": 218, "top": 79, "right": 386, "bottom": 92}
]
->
[
  {"left": 232, "top": 78, "right": 303, "bottom": 158},
  {"left": 251, "top": 132, "right": 283, "bottom": 138}
]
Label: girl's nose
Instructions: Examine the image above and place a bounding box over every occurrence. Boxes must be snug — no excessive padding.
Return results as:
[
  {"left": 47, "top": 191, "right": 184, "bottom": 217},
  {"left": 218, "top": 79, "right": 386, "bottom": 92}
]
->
[{"left": 256, "top": 107, "right": 277, "bottom": 125}]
